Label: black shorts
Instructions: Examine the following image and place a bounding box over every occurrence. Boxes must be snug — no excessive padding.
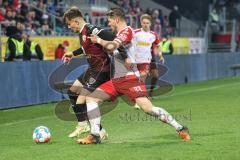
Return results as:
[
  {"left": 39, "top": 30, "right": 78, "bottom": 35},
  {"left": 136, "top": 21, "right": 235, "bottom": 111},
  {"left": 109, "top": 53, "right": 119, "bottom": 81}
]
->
[{"left": 78, "top": 69, "right": 111, "bottom": 92}]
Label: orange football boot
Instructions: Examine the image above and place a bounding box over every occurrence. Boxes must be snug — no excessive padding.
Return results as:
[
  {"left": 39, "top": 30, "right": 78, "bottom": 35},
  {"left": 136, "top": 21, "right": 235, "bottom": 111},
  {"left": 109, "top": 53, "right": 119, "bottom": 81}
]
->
[
  {"left": 178, "top": 127, "right": 191, "bottom": 141},
  {"left": 77, "top": 134, "right": 101, "bottom": 144}
]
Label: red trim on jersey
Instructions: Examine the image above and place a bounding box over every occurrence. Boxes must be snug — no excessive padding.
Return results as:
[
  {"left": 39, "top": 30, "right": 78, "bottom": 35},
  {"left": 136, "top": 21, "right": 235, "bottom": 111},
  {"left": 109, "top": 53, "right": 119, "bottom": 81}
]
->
[
  {"left": 113, "top": 38, "right": 122, "bottom": 45},
  {"left": 150, "top": 31, "right": 161, "bottom": 56},
  {"left": 137, "top": 63, "right": 151, "bottom": 74},
  {"left": 150, "top": 31, "right": 161, "bottom": 46},
  {"left": 134, "top": 28, "right": 142, "bottom": 33},
  {"left": 114, "top": 26, "right": 133, "bottom": 45}
]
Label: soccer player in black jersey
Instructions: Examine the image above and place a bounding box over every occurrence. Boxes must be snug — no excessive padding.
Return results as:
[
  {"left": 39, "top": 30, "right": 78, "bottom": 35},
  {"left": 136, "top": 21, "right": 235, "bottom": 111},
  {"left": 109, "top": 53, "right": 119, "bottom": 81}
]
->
[{"left": 62, "top": 7, "right": 117, "bottom": 141}]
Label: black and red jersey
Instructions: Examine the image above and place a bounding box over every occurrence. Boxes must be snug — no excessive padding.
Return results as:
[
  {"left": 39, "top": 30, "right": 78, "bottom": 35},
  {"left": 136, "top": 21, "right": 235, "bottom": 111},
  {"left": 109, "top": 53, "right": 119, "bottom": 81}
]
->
[{"left": 73, "top": 24, "right": 115, "bottom": 72}]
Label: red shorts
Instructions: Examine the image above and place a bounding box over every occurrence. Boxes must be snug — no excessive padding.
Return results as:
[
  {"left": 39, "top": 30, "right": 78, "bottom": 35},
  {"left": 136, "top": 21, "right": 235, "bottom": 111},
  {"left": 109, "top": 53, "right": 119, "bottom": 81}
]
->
[
  {"left": 137, "top": 63, "right": 150, "bottom": 74},
  {"left": 98, "top": 75, "right": 148, "bottom": 102}
]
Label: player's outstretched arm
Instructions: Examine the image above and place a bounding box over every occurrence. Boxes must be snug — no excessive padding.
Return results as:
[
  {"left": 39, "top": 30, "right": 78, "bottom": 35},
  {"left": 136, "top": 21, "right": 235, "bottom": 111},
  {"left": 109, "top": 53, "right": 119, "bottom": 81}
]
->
[
  {"left": 62, "top": 48, "right": 84, "bottom": 64},
  {"left": 62, "top": 52, "right": 73, "bottom": 65}
]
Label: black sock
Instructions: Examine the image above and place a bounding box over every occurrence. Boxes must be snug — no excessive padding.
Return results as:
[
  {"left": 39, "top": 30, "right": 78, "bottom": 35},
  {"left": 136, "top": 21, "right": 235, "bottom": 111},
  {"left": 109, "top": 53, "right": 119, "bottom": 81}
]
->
[
  {"left": 75, "top": 104, "right": 103, "bottom": 129},
  {"left": 149, "top": 77, "right": 158, "bottom": 96},
  {"left": 67, "top": 90, "right": 87, "bottom": 122},
  {"left": 67, "top": 90, "right": 103, "bottom": 127},
  {"left": 74, "top": 103, "right": 88, "bottom": 122},
  {"left": 67, "top": 90, "right": 78, "bottom": 105}
]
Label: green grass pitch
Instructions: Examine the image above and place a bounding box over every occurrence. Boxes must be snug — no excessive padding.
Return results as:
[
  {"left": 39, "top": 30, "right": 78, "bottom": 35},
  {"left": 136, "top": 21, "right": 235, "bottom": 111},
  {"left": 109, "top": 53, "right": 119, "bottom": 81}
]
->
[{"left": 0, "top": 77, "right": 240, "bottom": 160}]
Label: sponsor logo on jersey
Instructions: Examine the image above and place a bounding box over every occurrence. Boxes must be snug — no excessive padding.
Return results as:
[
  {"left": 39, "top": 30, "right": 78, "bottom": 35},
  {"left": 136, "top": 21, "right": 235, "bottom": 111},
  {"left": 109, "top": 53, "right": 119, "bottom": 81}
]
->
[
  {"left": 136, "top": 41, "right": 151, "bottom": 46},
  {"left": 88, "top": 77, "right": 96, "bottom": 84}
]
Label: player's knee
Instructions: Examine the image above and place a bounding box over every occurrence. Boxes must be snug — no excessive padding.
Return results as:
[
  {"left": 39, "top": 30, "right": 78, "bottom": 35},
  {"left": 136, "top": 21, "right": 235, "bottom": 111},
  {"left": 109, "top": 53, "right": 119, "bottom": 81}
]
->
[
  {"left": 135, "top": 97, "right": 153, "bottom": 113},
  {"left": 150, "top": 69, "right": 158, "bottom": 77},
  {"left": 69, "top": 84, "right": 82, "bottom": 94},
  {"left": 76, "top": 95, "right": 86, "bottom": 104},
  {"left": 86, "top": 96, "right": 102, "bottom": 104},
  {"left": 69, "top": 86, "right": 77, "bottom": 93},
  {"left": 140, "top": 73, "right": 147, "bottom": 81},
  {"left": 142, "top": 71, "right": 149, "bottom": 76},
  {"left": 136, "top": 102, "right": 152, "bottom": 113},
  {"left": 141, "top": 106, "right": 152, "bottom": 113}
]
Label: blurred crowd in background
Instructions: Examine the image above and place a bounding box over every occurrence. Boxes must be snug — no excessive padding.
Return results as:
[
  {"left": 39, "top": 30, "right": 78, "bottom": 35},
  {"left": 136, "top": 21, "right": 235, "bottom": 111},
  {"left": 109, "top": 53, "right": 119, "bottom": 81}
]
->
[
  {"left": 0, "top": 0, "right": 66, "bottom": 36},
  {"left": 209, "top": 0, "right": 240, "bottom": 32},
  {"left": 1, "top": 0, "right": 240, "bottom": 61},
  {"left": 0, "top": 0, "right": 182, "bottom": 37}
]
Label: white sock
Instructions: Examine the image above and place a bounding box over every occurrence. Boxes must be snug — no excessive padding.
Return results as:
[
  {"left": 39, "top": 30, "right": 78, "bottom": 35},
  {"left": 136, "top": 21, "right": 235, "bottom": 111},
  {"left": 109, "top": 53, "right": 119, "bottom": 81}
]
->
[
  {"left": 151, "top": 106, "right": 183, "bottom": 131},
  {"left": 86, "top": 101, "right": 101, "bottom": 136},
  {"left": 77, "top": 121, "right": 88, "bottom": 127}
]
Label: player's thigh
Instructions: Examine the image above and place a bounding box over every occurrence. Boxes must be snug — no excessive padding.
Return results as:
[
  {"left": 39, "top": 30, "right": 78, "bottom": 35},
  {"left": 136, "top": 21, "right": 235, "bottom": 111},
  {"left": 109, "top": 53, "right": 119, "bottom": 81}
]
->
[
  {"left": 135, "top": 97, "right": 153, "bottom": 113},
  {"left": 86, "top": 88, "right": 112, "bottom": 104},
  {"left": 150, "top": 68, "right": 159, "bottom": 78},
  {"left": 76, "top": 88, "right": 91, "bottom": 104},
  {"left": 140, "top": 72, "right": 148, "bottom": 82},
  {"left": 69, "top": 79, "right": 83, "bottom": 94}
]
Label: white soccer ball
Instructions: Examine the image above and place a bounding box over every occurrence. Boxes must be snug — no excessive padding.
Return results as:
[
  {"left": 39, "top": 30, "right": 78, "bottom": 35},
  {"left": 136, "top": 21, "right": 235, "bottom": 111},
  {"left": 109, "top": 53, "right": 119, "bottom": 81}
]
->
[{"left": 33, "top": 126, "right": 51, "bottom": 143}]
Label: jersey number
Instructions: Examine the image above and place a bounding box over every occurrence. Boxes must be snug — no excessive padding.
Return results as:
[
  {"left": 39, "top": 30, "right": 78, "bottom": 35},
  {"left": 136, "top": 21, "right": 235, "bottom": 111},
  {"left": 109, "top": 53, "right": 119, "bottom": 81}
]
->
[{"left": 133, "top": 86, "right": 143, "bottom": 92}]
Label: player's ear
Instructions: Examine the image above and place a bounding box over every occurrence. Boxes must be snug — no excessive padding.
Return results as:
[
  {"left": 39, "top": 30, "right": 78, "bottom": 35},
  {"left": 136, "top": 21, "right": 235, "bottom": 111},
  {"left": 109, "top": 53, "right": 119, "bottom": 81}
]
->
[{"left": 116, "top": 17, "right": 120, "bottom": 23}]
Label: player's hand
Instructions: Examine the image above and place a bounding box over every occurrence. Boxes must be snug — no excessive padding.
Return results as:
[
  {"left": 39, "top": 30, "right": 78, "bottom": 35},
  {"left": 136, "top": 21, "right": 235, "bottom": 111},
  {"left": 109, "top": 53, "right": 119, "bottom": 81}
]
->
[
  {"left": 62, "top": 52, "right": 73, "bottom": 65},
  {"left": 160, "top": 55, "right": 165, "bottom": 64},
  {"left": 125, "top": 58, "right": 133, "bottom": 70},
  {"left": 88, "top": 34, "right": 98, "bottom": 43}
]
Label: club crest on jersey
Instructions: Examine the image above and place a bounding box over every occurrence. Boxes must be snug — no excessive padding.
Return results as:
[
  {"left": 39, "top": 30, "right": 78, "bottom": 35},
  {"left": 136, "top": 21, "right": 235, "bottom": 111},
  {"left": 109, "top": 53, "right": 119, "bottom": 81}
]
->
[{"left": 88, "top": 77, "right": 96, "bottom": 84}]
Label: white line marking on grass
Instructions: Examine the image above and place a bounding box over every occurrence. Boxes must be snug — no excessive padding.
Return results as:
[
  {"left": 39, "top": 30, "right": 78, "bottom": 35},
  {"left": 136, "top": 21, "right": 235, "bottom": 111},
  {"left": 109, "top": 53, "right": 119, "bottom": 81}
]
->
[
  {"left": 161, "top": 81, "right": 240, "bottom": 98},
  {"left": 1, "top": 81, "right": 239, "bottom": 127},
  {"left": 2, "top": 109, "right": 16, "bottom": 112},
  {"left": 0, "top": 115, "right": 53, "bottom": 127}
]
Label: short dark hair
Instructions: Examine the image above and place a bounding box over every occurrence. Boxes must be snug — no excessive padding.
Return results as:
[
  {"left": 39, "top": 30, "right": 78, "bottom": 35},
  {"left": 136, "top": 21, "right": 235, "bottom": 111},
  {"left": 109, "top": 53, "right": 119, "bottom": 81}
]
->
[
  {"left": 63, "top": 6, "right": 83, "bottom": 24},
  {"left": 106, "top": 7, "right": 126, "bottom": 21}
]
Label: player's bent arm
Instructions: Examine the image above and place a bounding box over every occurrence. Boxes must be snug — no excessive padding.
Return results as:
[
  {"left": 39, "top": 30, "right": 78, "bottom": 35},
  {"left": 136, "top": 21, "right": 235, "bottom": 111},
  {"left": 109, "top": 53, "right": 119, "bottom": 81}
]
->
[
  {"left": 62, "top": 48, "right": 84, "bottom": 64},
  {"left": 97, "top": 29, "right": 115, "bottom": 41},
  {"left": 95, "top": 29, "right": 120, "bottom": 52},
  {"left": 72, "top": 48, "right": 84, "bottom": 56},
  {"left": 63, "top": 48, "right": 84, "bottom": 58},
  {"left": 98, "top": 38, "right": 120, "bottom": 52},
  {"left": 90, "top": 29, "right": 128, "bottom": 58},
  {"left": 88, "top": 34, "right": 120, "bottom": 52}
]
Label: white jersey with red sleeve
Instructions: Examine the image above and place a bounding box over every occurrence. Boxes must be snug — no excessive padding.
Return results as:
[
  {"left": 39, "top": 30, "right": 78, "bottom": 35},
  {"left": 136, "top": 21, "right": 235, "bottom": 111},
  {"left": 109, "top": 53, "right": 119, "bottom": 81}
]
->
[
  {"left": 134, "top": 28, "right": 160, "bottom": 63},
  {"left": 112, "top": 26, "right": 140, "bottom": 78},
  {"left": 114, "top": 26, "right": 136, "bottom": 62}
]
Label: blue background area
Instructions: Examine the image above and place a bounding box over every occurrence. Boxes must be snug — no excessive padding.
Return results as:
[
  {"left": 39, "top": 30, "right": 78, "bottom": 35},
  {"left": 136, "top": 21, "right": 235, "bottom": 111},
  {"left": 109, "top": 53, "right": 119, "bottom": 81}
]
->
[{"left": 0, "top": 53, "right": 240, "bottom": 109}]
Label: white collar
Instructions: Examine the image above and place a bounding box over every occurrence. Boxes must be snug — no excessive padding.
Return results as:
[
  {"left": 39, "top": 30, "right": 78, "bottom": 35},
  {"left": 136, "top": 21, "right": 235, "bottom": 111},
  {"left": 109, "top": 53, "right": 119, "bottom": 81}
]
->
[{"left": 79, "top": 23, "right": 88, "bottom": 33}]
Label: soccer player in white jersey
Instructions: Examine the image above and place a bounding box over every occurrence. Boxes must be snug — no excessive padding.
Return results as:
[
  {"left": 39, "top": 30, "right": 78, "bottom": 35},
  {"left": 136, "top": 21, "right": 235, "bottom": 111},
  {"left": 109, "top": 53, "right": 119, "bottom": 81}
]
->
[
  {"left": 77, "top": 8, "right": 190, "bottom": 144},
  {"left": 134, "top": 14, "right": 164, "bottom": 82},
  {"left": 134, "top": 14, "right": 164, "bottom": 109}
]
